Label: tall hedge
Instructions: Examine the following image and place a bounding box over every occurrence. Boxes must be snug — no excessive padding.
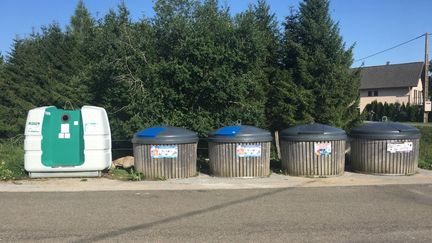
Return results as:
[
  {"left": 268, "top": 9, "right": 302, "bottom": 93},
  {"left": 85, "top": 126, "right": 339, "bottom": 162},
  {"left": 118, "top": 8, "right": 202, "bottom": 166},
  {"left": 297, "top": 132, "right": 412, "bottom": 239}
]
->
[{"left": 0, "top": 0, "right": 360, "bottom": 139}]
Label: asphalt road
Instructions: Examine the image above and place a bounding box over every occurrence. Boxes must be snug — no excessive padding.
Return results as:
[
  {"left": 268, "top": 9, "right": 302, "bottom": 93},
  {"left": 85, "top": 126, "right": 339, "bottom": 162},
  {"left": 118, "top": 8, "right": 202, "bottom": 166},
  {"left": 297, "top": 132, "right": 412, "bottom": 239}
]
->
[{"left": 1, "top": 184, "right": 432, "bottom": 242}]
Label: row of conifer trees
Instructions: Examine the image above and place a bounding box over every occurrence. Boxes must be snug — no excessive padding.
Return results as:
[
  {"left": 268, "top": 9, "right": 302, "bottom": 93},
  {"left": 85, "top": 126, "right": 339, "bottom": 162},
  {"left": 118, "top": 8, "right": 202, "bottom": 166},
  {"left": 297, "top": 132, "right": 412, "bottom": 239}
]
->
[{"left": 0, "top": 0, "right": 360, "bottom": 138}]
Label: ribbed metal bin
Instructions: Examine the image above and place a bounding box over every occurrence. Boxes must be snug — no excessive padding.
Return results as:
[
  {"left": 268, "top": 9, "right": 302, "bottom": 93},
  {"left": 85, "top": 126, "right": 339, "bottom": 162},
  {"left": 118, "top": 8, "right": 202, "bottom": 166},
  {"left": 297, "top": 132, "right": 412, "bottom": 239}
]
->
[
  {"left": 280, "top": 123, "right": 347, "bottom": 176},
  {"left": 208, "top": 125, "right": 272, "bottom": 177},
  {"left": 132, "top": 126, "right": 198, "bottom": 179},
  {"left": 350, "top": 122, "right": 420, "bottom": 175},
  {"left": 133, "top": 143, "right": 197, "bottom": 179},
  {"left": 209, "top": 142, "right": 271, "bottom": 177}
]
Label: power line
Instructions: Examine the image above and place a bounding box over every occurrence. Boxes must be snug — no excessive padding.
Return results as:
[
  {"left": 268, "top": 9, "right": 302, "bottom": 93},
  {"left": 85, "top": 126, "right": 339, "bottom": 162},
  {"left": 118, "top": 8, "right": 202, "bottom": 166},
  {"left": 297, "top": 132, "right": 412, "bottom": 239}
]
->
[{"left": 354, "top": 34, "right": 425, "bottom": 63}]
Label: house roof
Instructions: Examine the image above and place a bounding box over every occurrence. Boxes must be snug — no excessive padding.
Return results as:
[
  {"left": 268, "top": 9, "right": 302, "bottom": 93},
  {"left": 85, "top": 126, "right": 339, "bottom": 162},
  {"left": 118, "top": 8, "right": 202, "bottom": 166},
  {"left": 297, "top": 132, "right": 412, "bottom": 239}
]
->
[{"left": 357, "top": 62, "right": 424, "bottom": 90}]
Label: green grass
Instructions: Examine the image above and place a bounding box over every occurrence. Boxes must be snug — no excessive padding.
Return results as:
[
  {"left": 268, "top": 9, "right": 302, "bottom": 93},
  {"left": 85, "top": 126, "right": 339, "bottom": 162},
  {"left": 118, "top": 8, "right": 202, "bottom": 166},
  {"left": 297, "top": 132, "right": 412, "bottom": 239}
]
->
[
  {"left": 0, "top": 139, "right": 27, "bottom": 180},
  {"left": 403, "top": 122, "right": 432, "bottom": 127},
  {"left": 106, "top": 167, "right": 144, "bottom": 181},
  {"left": 415, "top": 126, "right": 432, "bottom": 170}
]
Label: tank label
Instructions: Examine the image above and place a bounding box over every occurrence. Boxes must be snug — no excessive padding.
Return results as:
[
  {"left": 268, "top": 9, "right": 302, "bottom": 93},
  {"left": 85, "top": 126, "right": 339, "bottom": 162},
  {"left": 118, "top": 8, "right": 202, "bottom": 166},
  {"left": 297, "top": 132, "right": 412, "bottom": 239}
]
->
[
  {"left": 314, "top": 142, "right": 332, "bottom": 156},
  {"left": 151, "top": 145, "right": 178, "bottom": 159},
  {"left": 236, "top": 144, "right": 261, "bottom": 157},
  {"left": 387, "top": 142, "right": 413, "bottom": 153},
  {"left": 27, "top": 122, "right": 41, "bottom": 133}
]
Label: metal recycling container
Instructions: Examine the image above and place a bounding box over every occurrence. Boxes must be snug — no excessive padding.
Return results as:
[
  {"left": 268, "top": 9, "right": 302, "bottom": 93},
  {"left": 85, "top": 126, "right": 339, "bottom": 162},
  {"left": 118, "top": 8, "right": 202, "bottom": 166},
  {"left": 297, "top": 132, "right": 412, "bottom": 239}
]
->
[
  {"left": 208, "top": 125, "right": 272, "bottom": 177},
  {"left": 350, "top": 122, "right": 420, "bottom": 175},
  {"left": 280, "top": 123, "right": 347, "bottom": 176},
  {"left": 132, "top": 126, "right": 198, "bottom": 179}
]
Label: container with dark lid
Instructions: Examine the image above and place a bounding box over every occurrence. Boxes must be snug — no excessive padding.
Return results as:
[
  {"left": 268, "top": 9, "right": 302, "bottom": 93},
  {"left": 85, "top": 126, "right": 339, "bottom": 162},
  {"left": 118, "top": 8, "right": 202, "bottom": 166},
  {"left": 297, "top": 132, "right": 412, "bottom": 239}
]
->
[
  {"left": 208, "top": 125, "right": 272, "bottom": 177},
  {"left": 280, "top": 123, "right": 347, "bottom": 141},
  {"left": 350, "top": 122, "right": 420, "bottom": 175},
  {"left": 280, "top": 123, "right": 346, "bottom": 177},
  {"left": 132, "top": 126, "right": 198, "bottom": 179}
]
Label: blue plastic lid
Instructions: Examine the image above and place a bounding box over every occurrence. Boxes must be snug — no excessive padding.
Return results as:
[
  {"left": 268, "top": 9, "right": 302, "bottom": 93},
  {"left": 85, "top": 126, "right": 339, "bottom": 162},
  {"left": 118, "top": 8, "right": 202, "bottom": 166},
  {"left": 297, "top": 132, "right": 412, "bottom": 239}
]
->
[
  {"left": 136, "top": 127, "right": 166, "bottom": 137},
  {"left": 214, "top": 126, "right": 241, "bottom": 136},
  {"left": 132, "top": 126, "right": 198, "bottom": 144},
  {"left": 208, "top": 125, "right": 272, "bottom": 143}
]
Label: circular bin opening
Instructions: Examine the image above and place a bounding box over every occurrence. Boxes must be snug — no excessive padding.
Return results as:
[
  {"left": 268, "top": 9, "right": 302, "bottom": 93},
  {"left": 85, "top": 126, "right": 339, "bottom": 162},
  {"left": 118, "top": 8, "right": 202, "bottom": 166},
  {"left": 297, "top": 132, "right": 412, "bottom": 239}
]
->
[{"left": 61, "top": 114, "right": 70, "bottom": 122}]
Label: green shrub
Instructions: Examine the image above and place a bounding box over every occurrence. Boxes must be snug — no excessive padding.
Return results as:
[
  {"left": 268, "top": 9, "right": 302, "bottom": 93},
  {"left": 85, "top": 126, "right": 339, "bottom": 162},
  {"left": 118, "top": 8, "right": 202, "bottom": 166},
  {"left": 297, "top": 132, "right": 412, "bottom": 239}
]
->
[
  {"left": 107, "top": 167, "right": 144, "bottom": 181},
  {"left": 416, "top": 126, "right": 432, "bottom": 170},
  {"left": 0, "top": 139, "right": 26, "bottom": 180},
  {"left": 363, "top": 101, "right": 422, "bottom": 122}
]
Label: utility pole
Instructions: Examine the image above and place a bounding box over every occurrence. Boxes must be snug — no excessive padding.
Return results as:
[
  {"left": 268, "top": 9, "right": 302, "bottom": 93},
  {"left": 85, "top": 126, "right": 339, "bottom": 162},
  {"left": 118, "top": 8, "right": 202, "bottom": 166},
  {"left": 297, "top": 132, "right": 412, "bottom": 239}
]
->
[{"left": 424, "top": 32, "right": 429, "bottom": 123}]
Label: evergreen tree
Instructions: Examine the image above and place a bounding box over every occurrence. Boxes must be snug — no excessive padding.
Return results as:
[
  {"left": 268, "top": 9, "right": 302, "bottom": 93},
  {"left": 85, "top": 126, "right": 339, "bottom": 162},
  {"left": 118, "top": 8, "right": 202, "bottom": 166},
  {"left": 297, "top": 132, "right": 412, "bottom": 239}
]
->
[
  {"left": 66, "top": 0, "right": 96, "bottom": 105},
  {"left": 83, "top": 3, "right": 151, "bottom": 138},
  {"left": 382, "top": 102, "right": 389, "bottom": 119},
  {"left": 283, "top": 0, "right": 360, "bottom": 129},
  {"left": 150, "top": 0, "right": 270, "bottom": 135},
  {"left": 68, "top": 0, "right": 95, "bottom": 42},
  {"left": 267, "top": 8, "right": 314, "bottom": 131}
]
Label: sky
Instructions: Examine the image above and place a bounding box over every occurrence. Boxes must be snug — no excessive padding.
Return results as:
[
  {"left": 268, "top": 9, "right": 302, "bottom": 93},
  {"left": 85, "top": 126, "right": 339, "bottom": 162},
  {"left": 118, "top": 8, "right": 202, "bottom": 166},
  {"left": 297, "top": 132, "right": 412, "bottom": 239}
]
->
[{"left": 0, "top": 0, "right": 431, "bottom": 67}]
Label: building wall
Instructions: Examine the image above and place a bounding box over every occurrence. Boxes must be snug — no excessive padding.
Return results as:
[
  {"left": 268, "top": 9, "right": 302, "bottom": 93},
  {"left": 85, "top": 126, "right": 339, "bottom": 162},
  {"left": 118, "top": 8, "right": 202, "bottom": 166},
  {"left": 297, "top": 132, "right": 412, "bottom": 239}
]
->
[
  {"left": 359, "top": 78, "right": 423, "bottom": 111},
  {"left": 359, "top": 87, "right": 409, "bottom": 111},
  {"left": 407, "top": 79, "right": 423, "bottom": 105}
]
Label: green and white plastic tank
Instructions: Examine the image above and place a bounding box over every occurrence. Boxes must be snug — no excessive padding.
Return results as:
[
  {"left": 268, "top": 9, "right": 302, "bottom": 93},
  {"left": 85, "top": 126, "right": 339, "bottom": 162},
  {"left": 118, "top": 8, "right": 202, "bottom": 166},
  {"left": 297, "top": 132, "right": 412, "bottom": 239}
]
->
[{"left": 24, "top": 106, "right": 111, "bottom": 177}]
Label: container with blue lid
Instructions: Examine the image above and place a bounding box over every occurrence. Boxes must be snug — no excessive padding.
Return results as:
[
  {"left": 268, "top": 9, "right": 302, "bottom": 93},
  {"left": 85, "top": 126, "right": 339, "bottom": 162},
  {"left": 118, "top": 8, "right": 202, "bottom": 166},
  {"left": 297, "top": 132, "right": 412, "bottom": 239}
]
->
[
  {"left": 208, "top": 125, "right": 272, "bottom": 177},
  {"left": 132, "top": 126, "right": 198, "bottom": 179},
  {"left": 280, "top": 123, "right": 346, "bottom": 177}
]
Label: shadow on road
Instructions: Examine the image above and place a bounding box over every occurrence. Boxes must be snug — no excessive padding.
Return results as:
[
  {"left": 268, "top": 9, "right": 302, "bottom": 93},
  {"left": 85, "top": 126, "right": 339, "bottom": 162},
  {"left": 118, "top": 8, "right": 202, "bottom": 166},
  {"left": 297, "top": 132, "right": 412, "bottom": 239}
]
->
[{"left": 75, "top": 187, "right": 291, "bottom": 242}]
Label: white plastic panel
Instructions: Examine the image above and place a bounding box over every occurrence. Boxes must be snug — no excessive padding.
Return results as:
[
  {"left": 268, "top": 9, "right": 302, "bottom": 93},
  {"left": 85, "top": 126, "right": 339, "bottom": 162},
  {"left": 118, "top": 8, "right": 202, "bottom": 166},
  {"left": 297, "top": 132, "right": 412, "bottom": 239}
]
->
[
  {"left": 24, "top": 107, "right": 50, "bottom": 168},
  {"left": 81, "top": 105, "right": 112, "bottom": 170},
  {"left": 81, "top": 106, "right": 111, "bottom": 136}
]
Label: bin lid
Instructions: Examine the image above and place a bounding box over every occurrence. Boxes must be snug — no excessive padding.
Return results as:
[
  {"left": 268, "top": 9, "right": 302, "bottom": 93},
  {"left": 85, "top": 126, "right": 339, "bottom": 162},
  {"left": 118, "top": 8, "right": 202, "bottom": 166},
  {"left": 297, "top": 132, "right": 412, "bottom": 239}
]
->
[
  {"left": 208, "top": 125, "right": 272, "bottom": 143},
  {"left": 350, "top": 122, "right": 420, "bottom": 140},
  {"left": 280, "top": 123, "right": 347, "bottom": 141},
  {"left": 132, "top": 126, "right": 199, "bottom": 144}
]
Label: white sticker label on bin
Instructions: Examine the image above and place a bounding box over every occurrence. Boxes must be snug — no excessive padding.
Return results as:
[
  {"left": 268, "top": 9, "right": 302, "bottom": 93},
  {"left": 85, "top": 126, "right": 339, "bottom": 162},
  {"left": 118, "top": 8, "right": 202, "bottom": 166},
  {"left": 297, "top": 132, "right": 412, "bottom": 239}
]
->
[
  {"left": 314, "top": 142, "right": 332, "bottom": 156},
  {"left": 151, "top": 145, "right": 178, "bottom": 159},
  {"left": 387, "top": 142, "right": 413, "bottom": 153},
  {"left": 236, "top": 144, "right": 261, "bottom": 157}
]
